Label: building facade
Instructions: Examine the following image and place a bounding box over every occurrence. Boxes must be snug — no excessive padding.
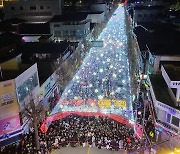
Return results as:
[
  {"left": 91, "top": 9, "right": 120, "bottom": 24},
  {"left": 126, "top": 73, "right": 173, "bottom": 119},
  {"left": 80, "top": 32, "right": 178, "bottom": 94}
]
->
[
  {"left": 147, "top": 63, "right": 180, "bottom": 147},
  {"left": 49, "top": 13, "right": 90, "bottom": 42},
  {"left": 4, "top": 0, "right": 63, "bottom": 23},
  {"left": 0, "top": 63, "right": 40, "bottom": 145}
]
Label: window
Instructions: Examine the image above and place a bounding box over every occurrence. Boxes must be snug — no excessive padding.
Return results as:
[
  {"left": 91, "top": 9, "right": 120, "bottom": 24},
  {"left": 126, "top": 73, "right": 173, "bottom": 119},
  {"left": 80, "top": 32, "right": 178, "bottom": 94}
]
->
[
  {"left": 11, "top": 7, "right": 15, "bottom": 10},
  {"left": 77, "top": 30, "right": 84, "bottom": 36},
  {"left": 138, "top": 14, "right": 142, "bottom": 17},
  {"left": 54, "top": 24, "right": 60, "bottom": 27},
  {"left": 17, "top": 73, "right": 38, "bottom": 102},
  {"left": 40, "top": 6, "right": 43, "bottom": 10},
  {"left": 54, "top": 30, "right": 62, "bottom": 37},
  {"left": 171, "top": 116, "right": 179, "bottom": 127},
  {"left": 30, "top": 6, "right": 36, "bottom": 10},
  {"left": 70, "top": 31, "right": 76, "bottom": 36},
  {"left": 47, "top": 6, "right": 50, "bottom": 9},
  {"left": 19, "top": 6, "right": 23, "bottom": 10},
  {"left": 166, "top": 113, "right": 171, "bottom": 123},
  {"left": 63, "top": 31, "right": 69, "bottom": 36}
]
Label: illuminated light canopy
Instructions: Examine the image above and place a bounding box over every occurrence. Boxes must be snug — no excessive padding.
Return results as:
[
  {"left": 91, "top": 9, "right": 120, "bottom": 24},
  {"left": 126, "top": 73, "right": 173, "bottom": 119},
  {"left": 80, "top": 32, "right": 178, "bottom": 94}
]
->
[{"left": 50, "top": 6, "right": 134, "bottom": 124}]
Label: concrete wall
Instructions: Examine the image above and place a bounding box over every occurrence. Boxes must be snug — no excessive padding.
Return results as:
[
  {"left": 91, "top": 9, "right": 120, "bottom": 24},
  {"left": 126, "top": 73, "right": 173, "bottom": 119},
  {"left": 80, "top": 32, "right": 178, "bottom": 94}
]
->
[
  {"left": 87, "top": 12, "right": 105, "bottom": 23},
  {"left": 50, "top": 21, "right": 90, "bottom": 41},
  {"left": 148, "top": 76, "right": 180, "bottom": 134},
  {"left": 90, "top": 3, "right": 108, "bottom": 15},
  {"left": 161, "top": 65, "right": 171, "bottom": 87}
]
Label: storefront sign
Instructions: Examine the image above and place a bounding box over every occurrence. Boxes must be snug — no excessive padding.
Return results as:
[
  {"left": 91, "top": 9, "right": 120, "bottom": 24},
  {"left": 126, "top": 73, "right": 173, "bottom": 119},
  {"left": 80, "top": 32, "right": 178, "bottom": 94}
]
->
[{"left": 0, "top": 80, "right": 21, "bottom": 137}]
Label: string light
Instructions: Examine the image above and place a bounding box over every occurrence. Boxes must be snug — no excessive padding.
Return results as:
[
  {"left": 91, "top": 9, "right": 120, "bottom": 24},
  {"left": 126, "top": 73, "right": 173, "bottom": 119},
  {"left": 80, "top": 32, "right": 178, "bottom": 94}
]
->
[{"left": 51, "top": 7, "right": 134, "bottom": 122}]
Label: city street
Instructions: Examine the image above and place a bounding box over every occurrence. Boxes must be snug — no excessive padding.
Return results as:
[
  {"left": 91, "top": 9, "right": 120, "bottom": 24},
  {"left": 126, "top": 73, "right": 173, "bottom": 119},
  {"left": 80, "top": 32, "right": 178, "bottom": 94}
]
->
[
  {"left": 51, "top": 147, "right": 127, "bottom": 154},
  {"left": 51, "top": 6, "right": 134, "bottom": 122}
]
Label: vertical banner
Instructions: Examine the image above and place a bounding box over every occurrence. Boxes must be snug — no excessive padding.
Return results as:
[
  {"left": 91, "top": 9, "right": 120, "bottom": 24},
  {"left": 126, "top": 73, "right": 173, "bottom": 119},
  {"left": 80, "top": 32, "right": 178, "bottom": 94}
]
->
[{"left": 0, "top": 80, "right": 21, "bottom": 138}]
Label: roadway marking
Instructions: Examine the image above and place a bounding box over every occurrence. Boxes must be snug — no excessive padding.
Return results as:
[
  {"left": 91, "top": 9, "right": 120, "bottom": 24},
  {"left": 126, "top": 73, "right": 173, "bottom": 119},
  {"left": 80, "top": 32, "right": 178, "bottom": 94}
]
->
[{"left": 87, "top": 146, "right": 90, "bottom": 154}]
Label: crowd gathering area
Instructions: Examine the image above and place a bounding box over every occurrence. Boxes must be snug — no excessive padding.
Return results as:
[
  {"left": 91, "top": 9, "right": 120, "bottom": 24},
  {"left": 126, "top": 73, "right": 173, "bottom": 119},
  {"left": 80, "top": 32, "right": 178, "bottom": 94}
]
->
[
  {"left": 1, "top": 6, "right": 147, "bottom": 154},
  {"left": 0, "top": 114, "right": 145, "bottom": 154}
]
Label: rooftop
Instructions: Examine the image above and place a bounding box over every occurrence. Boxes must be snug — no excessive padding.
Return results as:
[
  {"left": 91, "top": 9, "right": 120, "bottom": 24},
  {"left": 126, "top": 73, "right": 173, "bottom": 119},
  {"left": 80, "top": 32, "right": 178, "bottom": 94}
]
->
[
  {"left": 18, "top": 23, "right": 50, "bottom": 35},
  {"left": 0, "top": 32, "right": 22, "bottom": 48},
  {"left": 38, "top": 34, "right": 52, "bottom": 41},
  {"left": 162, "top": 62, "right": 180, "bottom": 81},
  {"left": 134, "top": 5, "right": 164, "bottom": 10},
  {"left": 49, "top": 13, "right": 88, "bottom": 22},
  {"left": 136, "top": 23, "right": 179, "bottom": 31},
  {"left": 0, "top": 18, "right": 26, "bottom": 33},
  {"left": 149, "top": 74, "right": 180, "bottom": 110},
  {"left": 134, "top": 25, "right": 180, "bottom": 55},
  {"left": 147, "top": 43, "right": 180, "bottom": 56},
  {"left": 0, "top": 32, "right": 22, "bottom": 63},
  {"left": 88, "top": 11, "right": 104, "bottom": 14},
  {"left": 37, "top": 62, "right": 54, "bottom": 85},
  {"left": 3, "top": 18, "right": 26, "bottom": 25},
  {"left": 0, "top": 64, "right": 32, "bottom": 82},
  {"left": 18, "top": 42, "right": 71, "bottom": 55}
]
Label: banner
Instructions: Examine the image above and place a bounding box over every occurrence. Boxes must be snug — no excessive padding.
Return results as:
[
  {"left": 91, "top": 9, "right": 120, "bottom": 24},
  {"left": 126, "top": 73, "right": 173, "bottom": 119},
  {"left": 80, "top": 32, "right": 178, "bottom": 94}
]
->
[
  {"left": 98, "top": 99, "right": 126, "bottom": 108},
  {"left": 0, "top": 80, "right": 21, "bottom": 137},
  {"left": 0, "top": 115, "right": 21, "bottom": 136}
]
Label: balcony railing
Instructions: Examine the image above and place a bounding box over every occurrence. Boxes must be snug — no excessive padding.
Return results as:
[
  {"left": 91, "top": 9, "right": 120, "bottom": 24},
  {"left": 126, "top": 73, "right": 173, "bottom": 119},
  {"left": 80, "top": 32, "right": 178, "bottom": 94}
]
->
[{"left": 155, "top": 119, "right": 179, "bottom": 135}]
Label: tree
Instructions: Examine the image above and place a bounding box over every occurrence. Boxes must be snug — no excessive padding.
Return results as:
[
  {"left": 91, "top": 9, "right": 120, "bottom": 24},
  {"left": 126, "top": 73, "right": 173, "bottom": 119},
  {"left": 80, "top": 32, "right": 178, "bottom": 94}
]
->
[{"left": 25, "top": 93, "right": 44, "bottom": 152}]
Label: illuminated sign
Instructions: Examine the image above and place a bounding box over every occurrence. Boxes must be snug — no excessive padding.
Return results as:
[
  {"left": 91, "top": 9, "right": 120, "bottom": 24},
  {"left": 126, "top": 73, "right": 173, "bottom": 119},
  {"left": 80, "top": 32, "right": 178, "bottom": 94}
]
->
[
  {"left": 174, "top": 147, "right": 180, "bottom": 154},
  {"left": 0, "top": 80, "right": 21, "bottom": 137},
  {"left": 98, "top": 99, "right": 126, "bottom": 108}
]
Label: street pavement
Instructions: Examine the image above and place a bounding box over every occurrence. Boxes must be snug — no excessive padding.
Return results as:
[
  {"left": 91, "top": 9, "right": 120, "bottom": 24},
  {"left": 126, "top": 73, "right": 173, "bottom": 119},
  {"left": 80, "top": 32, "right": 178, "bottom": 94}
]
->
[{"left": 51, "top": 147, "right": 127, "bottom": 154}]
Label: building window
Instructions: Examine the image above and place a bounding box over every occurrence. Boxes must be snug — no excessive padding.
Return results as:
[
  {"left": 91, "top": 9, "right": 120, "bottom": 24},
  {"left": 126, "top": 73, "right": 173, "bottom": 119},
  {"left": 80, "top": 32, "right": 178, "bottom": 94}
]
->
[
  {"left": 54, "top": 24, "right": 60, "bottom": 27},
  {"left": 30, "top": 6, "right": 36, "bottom": 10},
  {"left": 19, "top": 6, "right": 23, "bottom": 10},
  {"left": 17, "top": 72, "right": 38, "bottom": 102},
  {"left": 171, "top": 116, "right": 179, "bottom": 127},
  {"left": 166, "top": 113, "right": 171, "bottom": 123},
  {"left": 63, "top": 31, "right": 69, "bottom": 36},
  {"left": 47, "top": 6, "right": 50, "bottom": 9},
  {"left": 77, "top": 30, "right": 84, "bottom": 36},
  {"left": 11, "top": 7, "right": 15, "bottom": 10},
  {"left": 40, "top": 6, "right": 43, "bottom": 10}
]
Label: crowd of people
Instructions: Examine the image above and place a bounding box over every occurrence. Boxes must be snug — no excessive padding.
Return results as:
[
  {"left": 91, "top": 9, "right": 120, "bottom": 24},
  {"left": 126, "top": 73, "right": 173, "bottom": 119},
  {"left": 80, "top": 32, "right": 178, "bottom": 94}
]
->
[{"left": 1, "top": 114, "right": 145, "bottom": 154}]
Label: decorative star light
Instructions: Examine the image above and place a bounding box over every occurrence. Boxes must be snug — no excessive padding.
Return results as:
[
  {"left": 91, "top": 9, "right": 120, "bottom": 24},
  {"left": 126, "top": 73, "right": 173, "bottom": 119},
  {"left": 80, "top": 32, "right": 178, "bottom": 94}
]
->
[
  {"left": 98, "top": 95, "right": 104, "bottom": 99},
  {"left": 95, "top": 89, "right": 98, "bottom": 93},
  {"left": 99, "top": 68, "right": 103, "bottom": 73},
  {"left": 113, "top": 73, "right": 117, "bottom": 78}
]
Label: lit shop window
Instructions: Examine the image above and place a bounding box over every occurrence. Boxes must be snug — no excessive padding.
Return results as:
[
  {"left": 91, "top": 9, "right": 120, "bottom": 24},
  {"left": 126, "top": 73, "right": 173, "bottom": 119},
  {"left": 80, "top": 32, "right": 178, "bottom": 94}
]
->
[{"left": 17, "top": 73, "right": 38, "bottom": 102}]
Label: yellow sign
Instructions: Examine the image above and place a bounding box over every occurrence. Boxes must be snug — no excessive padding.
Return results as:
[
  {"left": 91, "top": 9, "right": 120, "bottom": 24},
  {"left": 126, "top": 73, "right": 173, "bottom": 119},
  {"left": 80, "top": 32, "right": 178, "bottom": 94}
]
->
[
  {"left": 98, "top": 99, "right": 111, "bottom": 108},
  {"left": 174, "top": 147, "right": 180, "bottom": 154},
  {"left": 97, "top": 99, "right": 126, "bottom": 108},
  {"left": 112, "top": 100, "right": 126, "bottom": 108},
  {"left": 0, "top": 80, "right": 19, "bottom": 120}
]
